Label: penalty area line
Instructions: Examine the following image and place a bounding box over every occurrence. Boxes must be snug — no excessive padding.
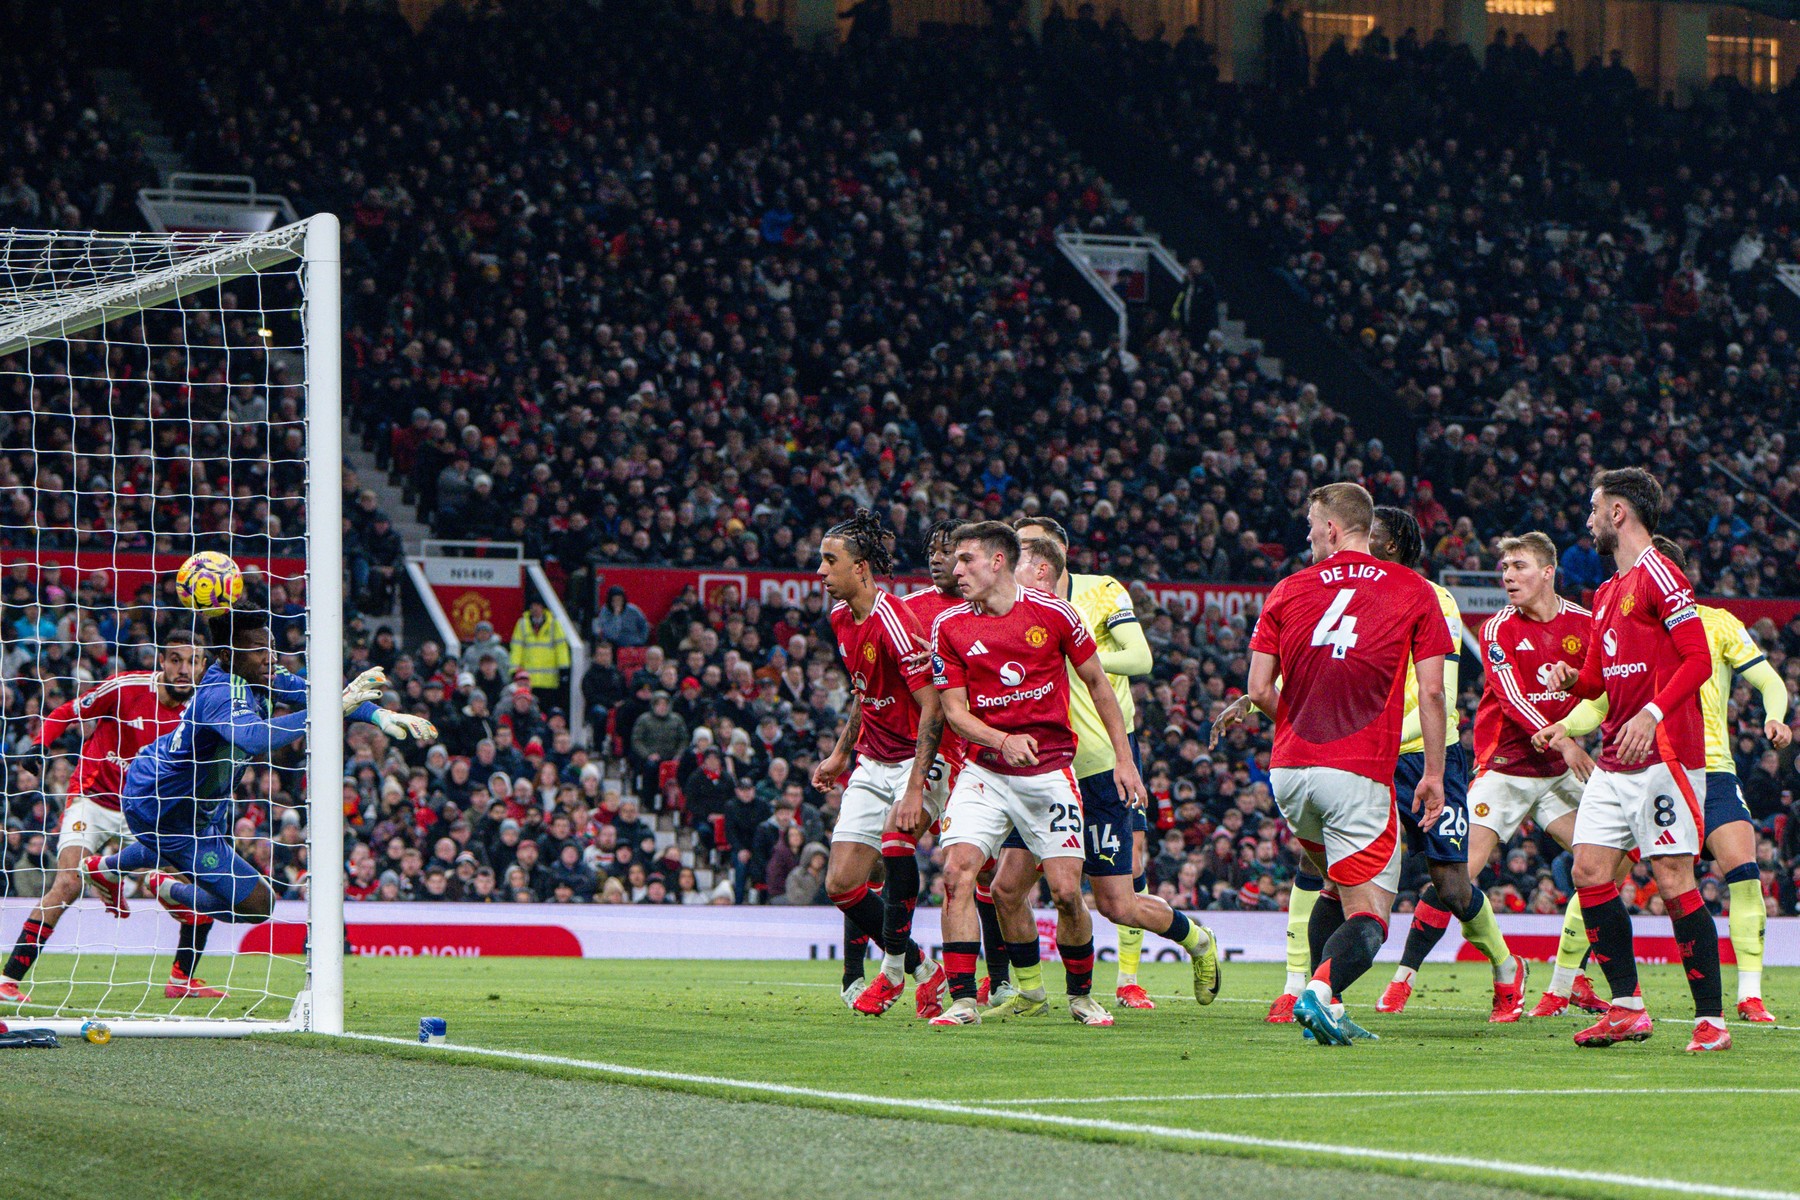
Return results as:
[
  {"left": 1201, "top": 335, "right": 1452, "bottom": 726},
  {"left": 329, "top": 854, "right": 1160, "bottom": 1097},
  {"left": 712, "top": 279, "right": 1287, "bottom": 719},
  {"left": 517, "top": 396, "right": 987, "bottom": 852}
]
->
[{"left": 336, "top": 1032, "right": 1799, "bottom": 1200}]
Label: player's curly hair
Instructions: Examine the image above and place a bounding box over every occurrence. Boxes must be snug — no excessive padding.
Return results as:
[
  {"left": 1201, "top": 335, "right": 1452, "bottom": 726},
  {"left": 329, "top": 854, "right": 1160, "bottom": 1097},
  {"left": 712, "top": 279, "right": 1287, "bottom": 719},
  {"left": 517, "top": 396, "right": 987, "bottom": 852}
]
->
[
  {"left": 924, "top": 517, "right": 962, "bottom": 550},
  {"left": 1373, "top": 505, "right": 1424, "bottom": 570},
  {"left": 824, "top": 508, "right": 894, "bottom": 575}
]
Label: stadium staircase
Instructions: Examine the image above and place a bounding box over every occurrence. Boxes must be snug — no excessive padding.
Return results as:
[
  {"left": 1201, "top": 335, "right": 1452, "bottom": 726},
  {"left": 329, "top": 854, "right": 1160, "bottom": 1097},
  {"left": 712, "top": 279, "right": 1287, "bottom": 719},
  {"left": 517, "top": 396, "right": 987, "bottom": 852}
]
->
[
  {"left": 1039, "top": 82, "right": 1414, "bottom": 467},
  {"left": 91, "top": 69, "right": 185, "bottom": 186}
]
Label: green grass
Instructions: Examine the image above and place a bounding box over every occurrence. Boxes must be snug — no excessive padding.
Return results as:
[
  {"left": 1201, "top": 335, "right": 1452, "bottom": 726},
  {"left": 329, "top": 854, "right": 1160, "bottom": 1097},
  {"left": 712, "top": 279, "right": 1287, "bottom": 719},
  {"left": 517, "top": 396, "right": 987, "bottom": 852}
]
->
[{"left": 4, "top": 957, "right": 1797, "bottom": 1200}]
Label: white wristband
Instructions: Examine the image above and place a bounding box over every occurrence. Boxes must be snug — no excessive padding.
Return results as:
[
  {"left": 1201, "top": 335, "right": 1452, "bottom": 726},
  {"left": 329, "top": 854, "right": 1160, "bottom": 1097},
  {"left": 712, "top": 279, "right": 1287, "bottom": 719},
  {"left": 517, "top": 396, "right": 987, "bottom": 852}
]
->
[{"left": 1643, "top": 702, "right": 1664, "bottom": 724}]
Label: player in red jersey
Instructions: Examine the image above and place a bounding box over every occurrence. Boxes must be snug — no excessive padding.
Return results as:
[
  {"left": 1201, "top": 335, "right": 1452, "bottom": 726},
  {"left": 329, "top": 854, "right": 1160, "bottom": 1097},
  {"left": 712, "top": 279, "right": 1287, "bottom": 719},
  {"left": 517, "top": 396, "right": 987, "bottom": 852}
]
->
[
  {"left": 1542, "top": 469, "right": 1726, "bottom": 1051},
  {"left": 1385, "top": 531, "right": 1605, "bottom": 1013},
  {"left": 927, "top": 522, "right": 1145, "bottom": 1027},
  {"left": 899, "top": 519, "right": 1005, "bottom": 997},
  {"left": 2, "top": 631, "right": 206, "bottom": 1004},
  {"left": 811, "top": 511, "right": 948, "bottom": 1019},
  {"left": 1246, "top": 483, "right": 1453, "bottom": 1046}
]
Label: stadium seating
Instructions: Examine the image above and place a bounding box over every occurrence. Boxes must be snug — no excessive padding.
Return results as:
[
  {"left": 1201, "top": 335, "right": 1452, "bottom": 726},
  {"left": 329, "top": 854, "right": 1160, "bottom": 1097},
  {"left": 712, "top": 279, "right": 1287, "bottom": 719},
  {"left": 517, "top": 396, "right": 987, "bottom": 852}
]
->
[
  {"left": 1065, "top": 22, "right": 1800, "bottom": 592},
  {"left": 3, "top": 1, "right": 1798, "bottom": 922}
]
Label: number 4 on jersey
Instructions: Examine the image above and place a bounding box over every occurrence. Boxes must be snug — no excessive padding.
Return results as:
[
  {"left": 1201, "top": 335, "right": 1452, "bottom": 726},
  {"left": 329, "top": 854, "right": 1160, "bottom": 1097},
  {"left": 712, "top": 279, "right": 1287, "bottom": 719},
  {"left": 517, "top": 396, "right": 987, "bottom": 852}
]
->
[{"left": 1310, "top": 588, "right": 1359, "bottom": 659}]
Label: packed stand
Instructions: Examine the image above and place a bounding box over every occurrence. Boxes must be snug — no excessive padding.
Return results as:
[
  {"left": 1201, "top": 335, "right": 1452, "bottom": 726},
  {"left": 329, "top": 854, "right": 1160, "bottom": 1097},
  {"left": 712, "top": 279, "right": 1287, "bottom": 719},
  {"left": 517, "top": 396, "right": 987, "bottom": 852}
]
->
[
  {"left": 135, "top": 0, "right": 1378, "bottom": 611},
  {"left": 8, "top": 2, "right": 1800, "bottom": 926},
  {"left": 1058, "top": 14, "right": 1800, "bottom": 595},
  {"left": 0, "top": 30, "right": 152, "bottom": 233}
]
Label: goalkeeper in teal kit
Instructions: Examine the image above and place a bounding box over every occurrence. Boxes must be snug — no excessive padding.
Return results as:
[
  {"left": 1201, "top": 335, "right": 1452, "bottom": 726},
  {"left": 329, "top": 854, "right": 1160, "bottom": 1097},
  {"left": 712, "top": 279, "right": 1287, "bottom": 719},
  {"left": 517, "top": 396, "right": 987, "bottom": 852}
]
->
[{"left": 84, "top": 609, "right": 437, "bottom": 925}]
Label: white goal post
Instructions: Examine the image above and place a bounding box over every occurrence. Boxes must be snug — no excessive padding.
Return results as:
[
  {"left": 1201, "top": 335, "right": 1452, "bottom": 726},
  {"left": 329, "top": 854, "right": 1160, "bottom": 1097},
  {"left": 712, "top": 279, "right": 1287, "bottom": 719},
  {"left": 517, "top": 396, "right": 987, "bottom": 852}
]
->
[{"left": 0, "top": 215, "right": 342, "bottom": 1037}]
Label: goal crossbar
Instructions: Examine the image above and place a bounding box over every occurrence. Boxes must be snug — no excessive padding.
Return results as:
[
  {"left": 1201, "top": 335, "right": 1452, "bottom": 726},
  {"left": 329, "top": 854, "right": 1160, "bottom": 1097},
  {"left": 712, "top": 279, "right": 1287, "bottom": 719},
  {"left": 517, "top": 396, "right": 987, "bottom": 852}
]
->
[{"left": 0, "top": 226, "right": 308, "bottom": 357}]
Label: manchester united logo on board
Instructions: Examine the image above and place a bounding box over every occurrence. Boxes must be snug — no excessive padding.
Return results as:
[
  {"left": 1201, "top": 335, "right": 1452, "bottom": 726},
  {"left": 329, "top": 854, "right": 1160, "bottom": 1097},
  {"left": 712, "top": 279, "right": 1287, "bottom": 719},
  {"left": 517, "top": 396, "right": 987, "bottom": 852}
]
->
[
  {"left": 1025, "top": 625, "right": 1049, "bottom": 647},
  {"left": 1562, "top": 635, "right": 1581, "bottom": 655}
]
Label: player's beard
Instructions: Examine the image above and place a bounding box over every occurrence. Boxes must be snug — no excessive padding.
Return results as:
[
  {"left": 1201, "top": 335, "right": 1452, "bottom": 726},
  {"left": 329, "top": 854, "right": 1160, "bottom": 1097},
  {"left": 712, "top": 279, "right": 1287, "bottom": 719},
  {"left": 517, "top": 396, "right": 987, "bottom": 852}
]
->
[{"left": 1594, "top": 517, "right": 1618, "bottom": 558}]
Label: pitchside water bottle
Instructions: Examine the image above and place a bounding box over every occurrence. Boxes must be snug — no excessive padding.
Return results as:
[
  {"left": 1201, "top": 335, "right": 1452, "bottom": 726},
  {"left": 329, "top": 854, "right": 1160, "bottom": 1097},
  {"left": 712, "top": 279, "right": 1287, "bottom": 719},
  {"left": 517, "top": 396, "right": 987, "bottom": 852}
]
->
[{"left": 419, "top": 1017, "right": 447, "bottom": 1044}]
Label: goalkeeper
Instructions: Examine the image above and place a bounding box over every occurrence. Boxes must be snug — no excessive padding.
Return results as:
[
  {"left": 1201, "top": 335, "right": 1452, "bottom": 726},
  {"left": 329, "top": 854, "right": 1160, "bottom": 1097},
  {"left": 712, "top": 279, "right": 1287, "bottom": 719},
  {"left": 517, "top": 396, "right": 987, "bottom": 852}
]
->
[{"left": 85, "top": 608, "right": 435, "bottom": 925}]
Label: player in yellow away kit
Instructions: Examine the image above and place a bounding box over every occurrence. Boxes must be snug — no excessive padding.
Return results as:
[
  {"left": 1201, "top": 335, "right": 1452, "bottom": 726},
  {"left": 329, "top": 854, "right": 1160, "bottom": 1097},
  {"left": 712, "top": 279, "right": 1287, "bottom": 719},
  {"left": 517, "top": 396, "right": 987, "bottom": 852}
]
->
[
  {"left": 1539, "top": 536, "right": 1791, "bottom": 1021},
  {"left": 982, "top": 517, "right": 1219, "bottom": 1020}
]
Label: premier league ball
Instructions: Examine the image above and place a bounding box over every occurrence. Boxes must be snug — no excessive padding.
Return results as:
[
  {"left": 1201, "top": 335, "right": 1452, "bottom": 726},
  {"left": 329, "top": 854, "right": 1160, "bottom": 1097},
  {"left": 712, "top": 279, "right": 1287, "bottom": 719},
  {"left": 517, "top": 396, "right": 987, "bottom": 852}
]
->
[{"left": 174, "top": 551, "right": 244, "bottom": 614}]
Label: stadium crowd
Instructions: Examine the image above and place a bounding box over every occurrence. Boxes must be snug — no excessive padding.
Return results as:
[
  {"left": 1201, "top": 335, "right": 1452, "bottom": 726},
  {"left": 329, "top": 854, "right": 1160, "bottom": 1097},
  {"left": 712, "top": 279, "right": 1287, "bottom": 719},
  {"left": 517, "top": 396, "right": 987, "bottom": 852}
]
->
[
  {"left": 143, "top": 0, "right": 1374, "bottom": 607},
  {"left": 1064, "top": 15, "right": 1800, "bottom": 592},
  {"left": 3, "top": 1, "right": 1800, "bottom": 930}
]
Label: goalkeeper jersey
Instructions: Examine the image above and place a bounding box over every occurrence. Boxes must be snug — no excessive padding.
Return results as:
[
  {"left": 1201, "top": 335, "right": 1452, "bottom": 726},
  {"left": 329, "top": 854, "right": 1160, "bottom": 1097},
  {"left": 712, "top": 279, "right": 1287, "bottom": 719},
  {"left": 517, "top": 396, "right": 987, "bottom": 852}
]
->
[
  {"left": 123, "top": 663, "right": 374, "bottom": 831},
  {"left": 1398, "top": 581, "right": 1463, "bottom": 756},
  {"left": 1064, "top": 572, "right": 1140, "bottom": 780}
]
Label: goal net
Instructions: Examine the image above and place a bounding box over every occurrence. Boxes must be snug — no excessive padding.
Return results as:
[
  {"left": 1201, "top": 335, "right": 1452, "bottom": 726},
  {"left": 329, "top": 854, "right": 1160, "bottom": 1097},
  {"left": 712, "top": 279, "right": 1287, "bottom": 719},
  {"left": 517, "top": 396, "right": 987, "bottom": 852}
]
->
[{"left": 0, "top": 217, "right": 344, "bottom": 1037}]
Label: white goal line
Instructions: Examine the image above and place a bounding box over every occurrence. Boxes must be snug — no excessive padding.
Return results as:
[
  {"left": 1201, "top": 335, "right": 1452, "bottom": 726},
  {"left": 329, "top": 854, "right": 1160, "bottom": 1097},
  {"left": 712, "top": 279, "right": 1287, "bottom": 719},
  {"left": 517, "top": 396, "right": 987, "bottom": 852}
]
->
[
  {"left": 337, "top": 1033, "right": 1800, "bottom": 1200},
  {"left": 976, "top": 1086, "right": 1800, "bottom": 1105}
]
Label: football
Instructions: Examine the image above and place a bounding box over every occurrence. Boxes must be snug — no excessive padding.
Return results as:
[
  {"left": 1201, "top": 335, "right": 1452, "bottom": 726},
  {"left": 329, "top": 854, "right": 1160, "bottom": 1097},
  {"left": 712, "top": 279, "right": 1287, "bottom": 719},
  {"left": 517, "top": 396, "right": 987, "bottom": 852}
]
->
[{"left": 173, "top": 551, "right": 244, "bottom": 614}]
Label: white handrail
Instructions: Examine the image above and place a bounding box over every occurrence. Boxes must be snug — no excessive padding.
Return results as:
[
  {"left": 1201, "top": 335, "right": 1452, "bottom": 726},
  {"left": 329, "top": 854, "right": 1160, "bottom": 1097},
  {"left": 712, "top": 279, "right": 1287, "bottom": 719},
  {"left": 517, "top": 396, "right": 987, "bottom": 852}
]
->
[{"left": 406, "top": 557, "right": 463, "bottom": 658}]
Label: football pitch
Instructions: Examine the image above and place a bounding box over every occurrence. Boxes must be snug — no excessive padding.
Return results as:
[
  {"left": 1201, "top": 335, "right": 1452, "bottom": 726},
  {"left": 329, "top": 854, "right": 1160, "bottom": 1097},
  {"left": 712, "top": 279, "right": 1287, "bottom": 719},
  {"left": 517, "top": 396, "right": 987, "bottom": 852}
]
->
[{"left": 3, "top": 958, "right": 1797, "bottom": 1200}]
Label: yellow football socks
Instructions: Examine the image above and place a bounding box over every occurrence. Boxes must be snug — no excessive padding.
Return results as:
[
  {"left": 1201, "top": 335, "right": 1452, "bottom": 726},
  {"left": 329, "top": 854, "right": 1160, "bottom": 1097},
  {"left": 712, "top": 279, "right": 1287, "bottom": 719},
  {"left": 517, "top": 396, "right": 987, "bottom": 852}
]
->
[
  {"left": 1116, "top": 885, "right": 1146, "bottom": 982},
  {"left": 1285, "top": 884, "right": 1319, "bottom": 991},
  {"left": 1728, "top": 878, "right": 1765, "bottom": 1001},
  {"left": 1015, "top": 959, "right": 1045, "bottom": 997},
  {"left": 1546, "top": 894, "right": 1588, "bottom": 995},
  {"left": 1461, "top": 895, "right": 1512, "bottom": 976}
]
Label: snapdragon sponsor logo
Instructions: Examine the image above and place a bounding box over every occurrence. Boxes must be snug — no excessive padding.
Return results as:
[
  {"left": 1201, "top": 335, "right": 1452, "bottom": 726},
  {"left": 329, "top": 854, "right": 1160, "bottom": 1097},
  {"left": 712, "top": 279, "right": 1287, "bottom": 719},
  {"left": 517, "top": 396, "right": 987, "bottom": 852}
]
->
[
  {"left": 976, "top": 679, "right": 1057, "bottom": 709},
  {"left": 1603, "top": 661, "right": 1648, "bottom": 679}
]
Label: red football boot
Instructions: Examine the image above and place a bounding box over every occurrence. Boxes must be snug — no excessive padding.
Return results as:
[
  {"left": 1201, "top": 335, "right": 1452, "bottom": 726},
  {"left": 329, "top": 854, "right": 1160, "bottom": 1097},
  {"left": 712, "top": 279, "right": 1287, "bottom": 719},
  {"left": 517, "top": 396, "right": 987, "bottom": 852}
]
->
[
  {"left": 82, "top": 856, "right": 128, "bottom": 919},
  {"left": 166, "top": 970, "right": 228, "bottom": 1000},
  {"left": 852, "top": 972, "right": 904, "bottom": 1016},
  {"left": 1489, "top": 956, "right": 1527, "bottom": 1023},
  {"left": 1737, "top": 998, "right": 1775, "bottom": 1024},
  {"left": 1527, "top": 990, "right": 1569, "bottom": 1018},
  {"left": 1115, "top": 983, "right": 1155, "bottom": 1010},
  {"left": 1266, "top": 992, "right": 1297, "bottom": 1023},
  {"left": 1686, "top": 1022, "right": 1732, "bottom": 1053},
  {"left": 1573, "top": 1005, "right": 1653, "bottom": 1047},
  {"left": 1375, "top": 977, "right": 1412, "bottom": 1013},
  {"left": 1569, "top": 973, "right": 1609, "bottom": 1014}
]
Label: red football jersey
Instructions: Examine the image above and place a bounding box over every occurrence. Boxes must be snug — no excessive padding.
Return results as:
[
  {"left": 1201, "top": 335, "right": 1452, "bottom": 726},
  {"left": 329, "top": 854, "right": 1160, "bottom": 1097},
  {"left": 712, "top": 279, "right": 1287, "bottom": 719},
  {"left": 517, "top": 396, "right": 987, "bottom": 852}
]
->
[
  {"left": 931, "top": 585, "right": 1095, "bottom": 777},
  {"left": 1248, "top": 550, "right": 1455, "bottom": 785},
  {"left": 1474, "top": 601, "right": 1592, "bottom": 777},
  {"left": 37, "top": 672, "right": 189, "bottom": 811},
  {"left": 1572, "top": 546, "right": 1710, "bottom": 773},
  {"left": 829, "top": 592, "right": 933, "bottom": 765},
  {"left": 902, "top": 586, "right": 966, "bottom": 768}
]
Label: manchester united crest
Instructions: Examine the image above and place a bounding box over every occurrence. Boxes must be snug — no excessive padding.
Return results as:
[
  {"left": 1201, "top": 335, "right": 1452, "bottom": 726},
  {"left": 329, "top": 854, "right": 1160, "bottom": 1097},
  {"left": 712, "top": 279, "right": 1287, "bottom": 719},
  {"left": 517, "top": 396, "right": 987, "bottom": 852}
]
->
[
  {"left": 1562, "top": 634, "right": 1581, "bottom": 655},
  {"left": 1025, "top": 625, "right": 1048, "bottom": 647},
  {"left": 1620, "top": 594, "right": 1635, "bottom": 617},
  {"left": 863, "top": 642, "right": 877, "bottom": 663}
]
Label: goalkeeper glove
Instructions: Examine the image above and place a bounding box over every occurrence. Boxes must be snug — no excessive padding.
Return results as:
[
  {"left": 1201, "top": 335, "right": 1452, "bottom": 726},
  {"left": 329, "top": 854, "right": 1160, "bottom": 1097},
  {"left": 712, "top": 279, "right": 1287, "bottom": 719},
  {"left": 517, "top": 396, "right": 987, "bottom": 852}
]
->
[
  {"left": 342, "top": 667, "right": 388, "bottom": 715},
  {"left": 372, "top": 710, "right": 437, "bottom": 742}
]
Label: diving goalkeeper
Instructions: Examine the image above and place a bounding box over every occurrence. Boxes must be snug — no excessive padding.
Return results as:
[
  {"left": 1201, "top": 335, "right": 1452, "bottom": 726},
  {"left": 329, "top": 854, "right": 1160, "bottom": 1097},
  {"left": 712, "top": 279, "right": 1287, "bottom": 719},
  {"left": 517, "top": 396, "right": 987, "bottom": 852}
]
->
[{"left": 84, "top": 608, "right": 436, "bottom": 924}]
